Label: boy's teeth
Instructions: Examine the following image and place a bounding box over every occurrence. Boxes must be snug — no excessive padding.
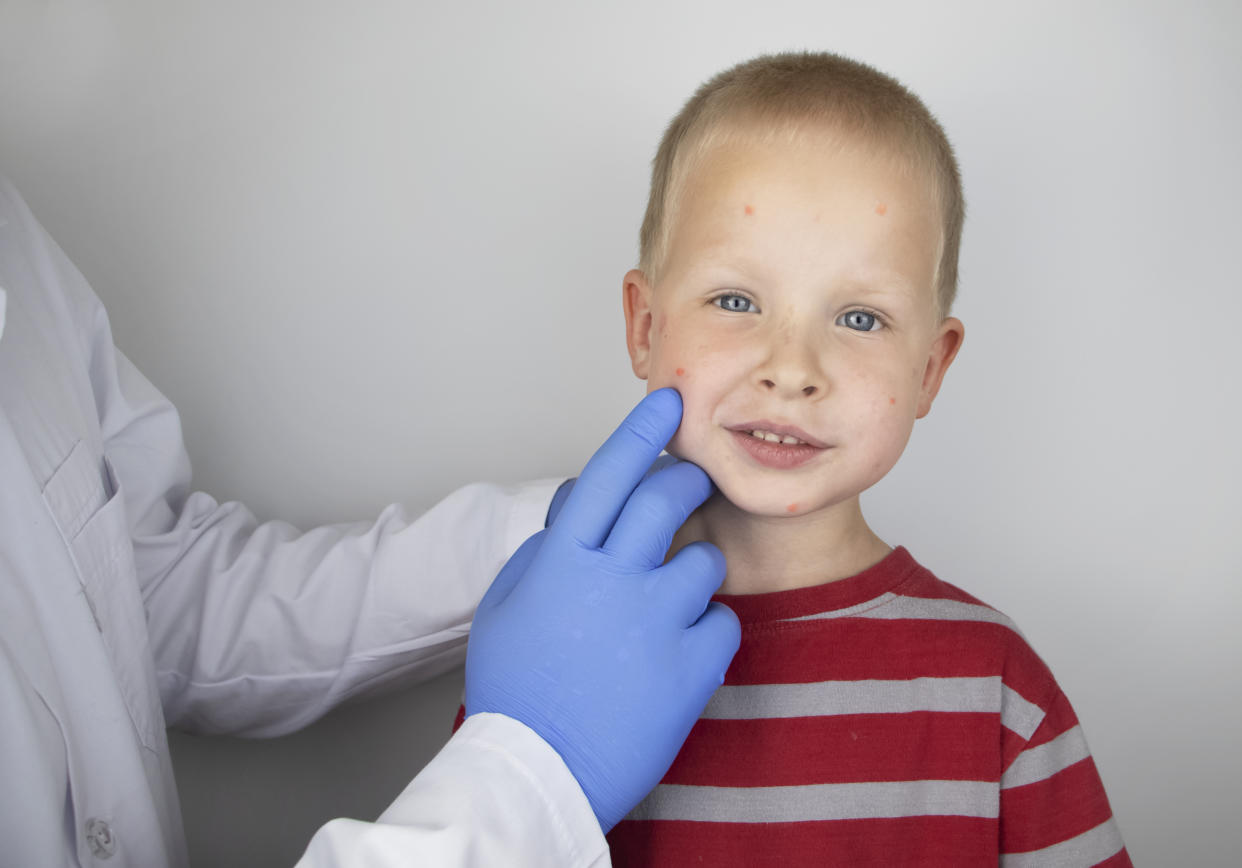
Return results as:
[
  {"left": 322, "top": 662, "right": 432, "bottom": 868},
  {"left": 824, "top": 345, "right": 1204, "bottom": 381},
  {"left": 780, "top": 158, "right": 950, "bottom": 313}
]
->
[{"left": 750, "top": 429, "right": 804, "bottom": 446}]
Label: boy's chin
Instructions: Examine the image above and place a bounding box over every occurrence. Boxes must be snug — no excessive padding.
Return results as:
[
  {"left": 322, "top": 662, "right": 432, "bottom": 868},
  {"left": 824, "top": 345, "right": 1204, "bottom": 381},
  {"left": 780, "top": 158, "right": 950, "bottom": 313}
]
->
[{"left": 711, "top": 483, "right": 825, "bottom": 519}]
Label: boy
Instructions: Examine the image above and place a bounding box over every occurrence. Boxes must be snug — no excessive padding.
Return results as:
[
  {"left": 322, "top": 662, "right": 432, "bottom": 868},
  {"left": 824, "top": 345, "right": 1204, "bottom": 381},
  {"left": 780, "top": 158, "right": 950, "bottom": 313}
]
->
[
  {"left": 605, "top": 53, "right": 1130, "bottom": 865},
  {"left": 456, "top": 51, "right": 1129, "bottom": 864}
]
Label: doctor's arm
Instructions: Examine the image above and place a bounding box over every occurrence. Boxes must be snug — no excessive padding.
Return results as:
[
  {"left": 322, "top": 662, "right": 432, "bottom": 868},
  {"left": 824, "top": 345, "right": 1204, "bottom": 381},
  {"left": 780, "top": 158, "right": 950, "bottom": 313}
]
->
[
  {"left": 74, "top": 278, "right": 558, "bottom": 737},
  {"left": 111, "top": 349, "right": 558, "bottom": 735}
]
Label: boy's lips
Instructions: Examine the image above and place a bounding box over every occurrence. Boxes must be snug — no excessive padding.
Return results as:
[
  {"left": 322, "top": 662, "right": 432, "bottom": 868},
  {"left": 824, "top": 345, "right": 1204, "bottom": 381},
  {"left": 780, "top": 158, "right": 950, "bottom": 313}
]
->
[
  {"left": 725, "top": 421, "right": 830, "bottom": 470},
  {"left": 726, "top": 420, "right": 829, "bottom": 449}
]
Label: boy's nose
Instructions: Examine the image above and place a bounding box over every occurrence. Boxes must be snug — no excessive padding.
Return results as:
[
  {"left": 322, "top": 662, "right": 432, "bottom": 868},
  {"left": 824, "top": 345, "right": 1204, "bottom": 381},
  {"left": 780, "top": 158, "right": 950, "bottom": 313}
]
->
[
  {"left": 755, "top": 340, "right": 824, "bottom": 400},
  {"left": 759, "top": 376, "right": 819, "bottom": 398}
]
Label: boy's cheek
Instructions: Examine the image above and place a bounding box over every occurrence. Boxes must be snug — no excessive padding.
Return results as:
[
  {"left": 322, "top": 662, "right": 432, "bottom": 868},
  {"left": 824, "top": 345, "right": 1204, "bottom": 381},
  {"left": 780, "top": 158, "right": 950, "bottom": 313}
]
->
[
  {"left": 643, "top": 369, "right": 700, "bottom": 459},
  {"left": 643, "top": 355, "right": 688, "bottom": 392},
  {"left": 663, "top": 431, "right": 692, "bottom": 462}
]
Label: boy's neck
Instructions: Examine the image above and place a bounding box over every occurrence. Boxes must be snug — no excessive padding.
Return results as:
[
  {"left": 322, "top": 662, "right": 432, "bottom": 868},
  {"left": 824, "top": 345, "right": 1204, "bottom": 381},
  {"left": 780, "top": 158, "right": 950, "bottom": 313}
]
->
[{"left": 674, "top": 493, "right": 892, "bottom": 596}]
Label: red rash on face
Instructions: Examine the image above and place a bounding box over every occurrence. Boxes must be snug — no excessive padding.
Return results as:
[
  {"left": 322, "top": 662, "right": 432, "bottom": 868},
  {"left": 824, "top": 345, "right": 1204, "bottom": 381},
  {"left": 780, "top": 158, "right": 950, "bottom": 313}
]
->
[
  {"left": 786, "top": 503, "right": 799, "bottom": 513},
  {"left": 675, "top": 367, "right": 686, "bottom": 377},
  {"left": 889, "top": 397, "right": 897, "bottom": 405},
  {"left": 875, "top": 202, "right": 888, "bottom": 216},
  {"left": 744, "top": 204, "right": 754, "bottom": 216}
]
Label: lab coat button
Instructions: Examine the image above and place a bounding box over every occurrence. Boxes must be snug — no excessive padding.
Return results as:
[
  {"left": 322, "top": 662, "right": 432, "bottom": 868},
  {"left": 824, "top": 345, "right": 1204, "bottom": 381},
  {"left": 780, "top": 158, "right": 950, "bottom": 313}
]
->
[{"left": 85, "top": 818, "right": 116, "bottom": 859}]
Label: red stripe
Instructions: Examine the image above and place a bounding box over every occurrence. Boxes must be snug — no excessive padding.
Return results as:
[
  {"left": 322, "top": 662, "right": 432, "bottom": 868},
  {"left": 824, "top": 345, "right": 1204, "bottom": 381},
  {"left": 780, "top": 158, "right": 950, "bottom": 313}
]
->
[
  {"left": 663, "top": 712, "right": 1003, "bottom": 786},
  {"left": 1000, "top": 726, "right": 1028, "bottom": 771},
  {"left": 608, "top": 816, "right": 1000, "bottom": 866},
  {"left": 730, "top": 617, "right": 1051, "bottom": 693},
  {"left": 898, "top": 580, "right": 993, "bottom": 608},
  {"left": 1000, "top": 758, "right": 1116, "bottom": 853}
]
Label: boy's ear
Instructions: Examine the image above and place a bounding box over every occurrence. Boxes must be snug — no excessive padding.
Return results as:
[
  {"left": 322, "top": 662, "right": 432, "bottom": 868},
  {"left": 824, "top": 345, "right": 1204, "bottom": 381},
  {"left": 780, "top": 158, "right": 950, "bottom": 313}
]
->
[
  {"left": 622, "top": 269, "right": 655, "bottom": 379},
  {"left": 916, "top": 317, "right": 965, "bottom": 419}
]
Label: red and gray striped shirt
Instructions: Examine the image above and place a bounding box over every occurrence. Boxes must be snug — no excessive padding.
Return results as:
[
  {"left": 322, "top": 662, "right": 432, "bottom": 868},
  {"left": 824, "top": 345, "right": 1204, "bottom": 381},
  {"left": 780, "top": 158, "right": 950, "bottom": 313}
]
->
[{"left": 606, "top": 546, "right": 1130, "bottom": 866}]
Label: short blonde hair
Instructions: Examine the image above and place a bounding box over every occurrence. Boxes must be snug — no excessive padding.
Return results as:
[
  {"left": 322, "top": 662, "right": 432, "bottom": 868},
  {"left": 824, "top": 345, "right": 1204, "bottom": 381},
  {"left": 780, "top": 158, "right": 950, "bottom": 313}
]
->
[{"left": 639, "top": 52, "right": 965, "bottom": 317}]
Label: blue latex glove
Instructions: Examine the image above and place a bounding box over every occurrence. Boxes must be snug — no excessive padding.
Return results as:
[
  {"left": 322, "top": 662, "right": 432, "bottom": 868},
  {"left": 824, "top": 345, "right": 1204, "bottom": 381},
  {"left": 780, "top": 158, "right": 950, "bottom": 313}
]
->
[
  {"left": 465, "top": 388, "right": 741, "bottom": 832},
  {"left": 544, "top": 454, "right": 677, "bottom": 528}
]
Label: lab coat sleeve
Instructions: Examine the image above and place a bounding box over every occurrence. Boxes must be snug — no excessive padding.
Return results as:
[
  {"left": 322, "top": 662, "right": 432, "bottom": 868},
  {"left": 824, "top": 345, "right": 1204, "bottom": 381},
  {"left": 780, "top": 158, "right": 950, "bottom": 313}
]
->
[
  {"left": 46, "top": 206, "right": 560, "bottom": 737},
  {"left": 298, "top": 714, "right": 611, "bottom": 867}
]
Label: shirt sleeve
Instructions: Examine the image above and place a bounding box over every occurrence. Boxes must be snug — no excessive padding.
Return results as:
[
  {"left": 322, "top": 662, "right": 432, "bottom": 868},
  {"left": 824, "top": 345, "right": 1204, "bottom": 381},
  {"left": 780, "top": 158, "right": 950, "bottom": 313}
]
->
[
  {"left": 42, "top": 196, "right": 562, "bottom": 737},
  {"left": 297, "top": 713, "right": 611, "bottom": 868},
  {"left": 999, "top": 689, "right": 1132, "bottom": 866}
]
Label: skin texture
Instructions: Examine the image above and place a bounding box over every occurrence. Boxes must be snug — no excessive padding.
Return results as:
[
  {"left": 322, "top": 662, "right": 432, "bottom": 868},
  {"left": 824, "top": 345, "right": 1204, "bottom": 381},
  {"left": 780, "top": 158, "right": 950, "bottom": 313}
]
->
[{"left": 623, "top": 130, "right": 964, "bottom": 593}]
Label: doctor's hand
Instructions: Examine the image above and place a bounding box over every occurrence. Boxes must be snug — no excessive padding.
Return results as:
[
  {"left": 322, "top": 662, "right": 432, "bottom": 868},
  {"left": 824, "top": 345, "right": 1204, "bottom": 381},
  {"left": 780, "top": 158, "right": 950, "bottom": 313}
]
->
[{"left": 464, "top": 388, "right": 741, "bottom": 833}]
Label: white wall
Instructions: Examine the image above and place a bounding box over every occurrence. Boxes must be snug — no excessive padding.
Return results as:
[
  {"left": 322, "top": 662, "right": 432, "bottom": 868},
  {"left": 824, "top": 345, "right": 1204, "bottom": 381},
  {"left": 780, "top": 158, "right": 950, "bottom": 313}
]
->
[{"left": 2, "top": 1, "right": 1238, "bottom": 865}]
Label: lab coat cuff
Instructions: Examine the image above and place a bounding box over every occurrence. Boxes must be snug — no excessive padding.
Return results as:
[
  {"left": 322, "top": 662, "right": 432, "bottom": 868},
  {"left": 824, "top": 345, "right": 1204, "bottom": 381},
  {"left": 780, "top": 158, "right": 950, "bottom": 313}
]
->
[
  {"left": 381, "top": 712, "right": 610, "bottom": 866},
  {"left": 502, "top": 477, "right": 566, "bottom": 557}
]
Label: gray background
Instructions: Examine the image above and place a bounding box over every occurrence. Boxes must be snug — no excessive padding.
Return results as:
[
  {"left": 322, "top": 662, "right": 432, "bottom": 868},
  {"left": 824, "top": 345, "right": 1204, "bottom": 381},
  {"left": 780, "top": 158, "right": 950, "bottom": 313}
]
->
[{"left": 2, "top": 1, "right": 1239, "bottom": 865}]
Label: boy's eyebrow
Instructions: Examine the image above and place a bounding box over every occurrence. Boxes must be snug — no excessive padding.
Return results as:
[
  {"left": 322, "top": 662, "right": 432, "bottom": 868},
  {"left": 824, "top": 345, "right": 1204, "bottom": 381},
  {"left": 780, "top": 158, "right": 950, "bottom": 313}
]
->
[
  {"left": 844, "top": 278, "right": 927, "bottom": 304},
  {"left": 672, "top": 234, "right": 934, "bottom": 303},
  {"left": 676, "top": 247, "right": 765, "bottom": 286}
]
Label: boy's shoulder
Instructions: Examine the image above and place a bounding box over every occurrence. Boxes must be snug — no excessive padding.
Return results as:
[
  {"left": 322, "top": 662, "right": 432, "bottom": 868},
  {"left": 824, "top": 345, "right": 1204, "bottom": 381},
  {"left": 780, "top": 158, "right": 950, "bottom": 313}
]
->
[
  {"left": 879, "top": 549, "right": 1061, "bottom": 703},
  {"left": 883, "top": 549, "right": 1023, "bottom": 631}
]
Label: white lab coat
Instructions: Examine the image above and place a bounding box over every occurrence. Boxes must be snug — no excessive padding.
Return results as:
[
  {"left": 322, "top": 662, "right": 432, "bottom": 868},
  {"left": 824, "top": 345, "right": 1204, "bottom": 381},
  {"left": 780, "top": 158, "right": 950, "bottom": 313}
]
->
[{"left": 0, "top": 176, "right": 609, "bottom": 867}]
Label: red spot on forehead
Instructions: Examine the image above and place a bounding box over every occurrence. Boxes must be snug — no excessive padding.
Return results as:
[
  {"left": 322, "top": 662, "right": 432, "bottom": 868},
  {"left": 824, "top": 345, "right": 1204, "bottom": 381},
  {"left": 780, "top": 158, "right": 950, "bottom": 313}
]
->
[
  {"left": 889, "top": 397, "right": 897, "bottom": 405},
  {"left": 786, "top": 503, "right": 799, "bottom": 513},
  {"left": 675, "top": 367, "right": 686, "bottom": 377},
  {"left": 744, "top": 204, "right": 754, "bottom": 216},
  {"left": 875, "top": 202, "right": 888, "bottom": 216}
]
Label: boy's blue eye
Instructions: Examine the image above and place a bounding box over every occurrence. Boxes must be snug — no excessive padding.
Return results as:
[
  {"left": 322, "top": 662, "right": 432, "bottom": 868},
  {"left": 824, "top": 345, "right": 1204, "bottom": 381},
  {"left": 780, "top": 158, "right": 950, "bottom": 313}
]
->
[
  {"left": 839, "top": 310, "right": 881, "bottom": 332},
  {"left": 715, "top": 294, "right": 757, "bottom": 313}
]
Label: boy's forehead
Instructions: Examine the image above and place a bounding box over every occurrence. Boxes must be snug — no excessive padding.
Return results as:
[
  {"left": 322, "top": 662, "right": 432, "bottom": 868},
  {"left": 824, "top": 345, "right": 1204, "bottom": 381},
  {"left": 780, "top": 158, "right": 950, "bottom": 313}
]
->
[
  {"left": 673, "top": 128, "right": 941, "bottom": 237},
  {"left": 663, "top": 128, "right": 945, "bottom": 307}
]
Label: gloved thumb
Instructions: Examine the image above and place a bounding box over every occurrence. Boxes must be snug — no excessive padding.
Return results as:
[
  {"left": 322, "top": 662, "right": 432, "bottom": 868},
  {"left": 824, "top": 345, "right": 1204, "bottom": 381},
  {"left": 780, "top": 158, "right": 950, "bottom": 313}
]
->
[{"left": 679, "top": 601, "right": 741, "bottom": 703}]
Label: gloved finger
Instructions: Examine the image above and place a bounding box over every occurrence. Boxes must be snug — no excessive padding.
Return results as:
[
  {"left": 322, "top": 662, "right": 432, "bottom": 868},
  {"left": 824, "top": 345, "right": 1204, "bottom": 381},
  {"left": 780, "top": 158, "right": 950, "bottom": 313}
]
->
[
  {"left": 475, "top": 529, "right": 546, "bottom": 614},
  {"left": 652, "top": 540, "right": 727, "bottom": 627},
  {"left": 552, "top": 388, "right": 683, "bottom": 548},
  {"left": 601, "top": 461, "right": 713, "bottom": 570},
  {"left": 680, "top": 601, "right": 742, "bottom": 698},
  {"left": 549, "top": 454, "right": 683, "bottom": 528}
]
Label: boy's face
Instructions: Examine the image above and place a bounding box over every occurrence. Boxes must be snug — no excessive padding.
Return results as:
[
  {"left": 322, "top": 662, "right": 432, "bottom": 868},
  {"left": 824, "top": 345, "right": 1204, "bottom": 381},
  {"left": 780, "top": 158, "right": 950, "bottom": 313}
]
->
[{"left": 624, "top": 130, "right": 963, "bottom": 520}]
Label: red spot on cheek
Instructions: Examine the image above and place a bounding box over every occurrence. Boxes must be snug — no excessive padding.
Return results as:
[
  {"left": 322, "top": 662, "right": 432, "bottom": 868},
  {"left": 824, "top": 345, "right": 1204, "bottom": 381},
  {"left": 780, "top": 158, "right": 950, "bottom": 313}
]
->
[
  {"left": 889, "top": 397, "right": 897, "bottom": 406},
  {"left": 786, "top": 503, "right": 799, "bottom": 513},
  {"left": 875, "top": 202, "right": 888, "bottom": 216},
  {"left": 744, "top": 204, "right": 754, "bottom": 216},
  {"left": 675, "top": 367, "right": 686, "bottom": 377}
]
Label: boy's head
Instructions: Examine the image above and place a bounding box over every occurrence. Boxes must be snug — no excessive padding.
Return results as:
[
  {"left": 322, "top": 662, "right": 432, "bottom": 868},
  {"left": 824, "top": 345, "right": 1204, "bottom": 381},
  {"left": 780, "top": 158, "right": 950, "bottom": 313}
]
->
[{"left": 623, "top": 52, "right": 965, "bottom": 520}]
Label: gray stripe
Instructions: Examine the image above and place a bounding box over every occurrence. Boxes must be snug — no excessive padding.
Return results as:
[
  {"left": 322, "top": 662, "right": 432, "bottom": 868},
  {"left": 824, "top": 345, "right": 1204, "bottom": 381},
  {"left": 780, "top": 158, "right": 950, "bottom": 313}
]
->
[
  {"left": 1001, "top": 685, "right": 1045, "bottom": 740},
  {"left": 1001, "top": 726, "right": 1091, "bottom": 790},
  {"left": 1001, "top": 818, "right": 1126, "bottom": 867},
  {"left": 702, "top": 676, "right": 1002, "bottom": 720},
  {"left": 785, "top": 592, "right": 900, "bottom": 620},
  {"left": 792, "top": 595, "right": 1020, "bottom": 631},
  {"left": 629, "top": 779, "right": 999, "bottom": 823}
]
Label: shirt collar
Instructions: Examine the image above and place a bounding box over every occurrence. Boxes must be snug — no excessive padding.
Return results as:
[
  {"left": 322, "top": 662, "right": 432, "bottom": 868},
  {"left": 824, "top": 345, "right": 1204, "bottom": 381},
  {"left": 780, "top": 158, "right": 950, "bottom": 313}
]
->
[{"left": 712, "top": 546, "right": 922, "bottom": 625}]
